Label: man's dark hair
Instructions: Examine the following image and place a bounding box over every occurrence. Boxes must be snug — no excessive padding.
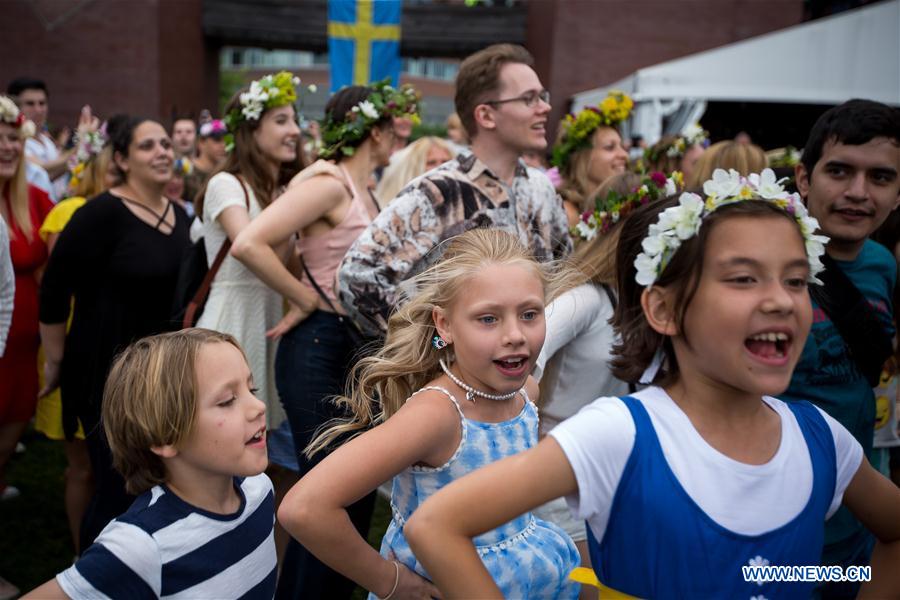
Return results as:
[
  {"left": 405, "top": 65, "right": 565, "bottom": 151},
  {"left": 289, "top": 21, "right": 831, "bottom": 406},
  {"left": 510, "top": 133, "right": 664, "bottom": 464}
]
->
[
  {"left": 801, "top": 99, "right": 900, "bottom": 174},
  {"left": 6, "top": 77, "right": 48, "bottom": 98}
]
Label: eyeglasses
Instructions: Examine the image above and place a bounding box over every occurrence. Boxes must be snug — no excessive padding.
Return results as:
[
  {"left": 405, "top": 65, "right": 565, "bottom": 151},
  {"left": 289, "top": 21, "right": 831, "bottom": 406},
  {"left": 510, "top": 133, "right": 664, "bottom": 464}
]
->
[{"left": 484, "top": 89, "right": 550, "bottom": 108}]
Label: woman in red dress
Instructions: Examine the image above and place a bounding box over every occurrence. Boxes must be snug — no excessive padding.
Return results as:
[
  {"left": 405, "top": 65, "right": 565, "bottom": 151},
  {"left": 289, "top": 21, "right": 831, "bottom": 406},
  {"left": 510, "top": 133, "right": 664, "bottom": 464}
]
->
[{"left": 0, "top": 96, "right": 53, "bottom": 500}]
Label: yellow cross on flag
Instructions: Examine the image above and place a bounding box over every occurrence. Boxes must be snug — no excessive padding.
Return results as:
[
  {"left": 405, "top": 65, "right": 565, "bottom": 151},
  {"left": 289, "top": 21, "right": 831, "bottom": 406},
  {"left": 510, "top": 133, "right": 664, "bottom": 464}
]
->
[{"left": 328, "top": 0, "right": 401, "bottom": 91}]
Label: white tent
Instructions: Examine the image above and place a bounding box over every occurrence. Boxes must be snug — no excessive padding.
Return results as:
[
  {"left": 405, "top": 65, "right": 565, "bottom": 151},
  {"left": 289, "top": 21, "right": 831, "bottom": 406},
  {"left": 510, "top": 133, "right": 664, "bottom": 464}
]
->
[{"left": 572, "top": 0, "right": 900, "bottom": 144}]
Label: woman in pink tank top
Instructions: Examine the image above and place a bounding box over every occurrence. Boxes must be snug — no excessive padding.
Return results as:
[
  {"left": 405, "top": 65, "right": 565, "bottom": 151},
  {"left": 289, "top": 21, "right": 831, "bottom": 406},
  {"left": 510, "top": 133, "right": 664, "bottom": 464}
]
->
[{"left": 232, "top": 82, "right": 420, "bottom": 599}]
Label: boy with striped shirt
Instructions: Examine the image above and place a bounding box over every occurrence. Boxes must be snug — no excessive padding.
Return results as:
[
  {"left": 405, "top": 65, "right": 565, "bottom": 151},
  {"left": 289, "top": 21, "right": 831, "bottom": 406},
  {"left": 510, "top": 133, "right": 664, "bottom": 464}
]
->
[{"left": 26, "top": 329, "right": 277, "bottom": 599}]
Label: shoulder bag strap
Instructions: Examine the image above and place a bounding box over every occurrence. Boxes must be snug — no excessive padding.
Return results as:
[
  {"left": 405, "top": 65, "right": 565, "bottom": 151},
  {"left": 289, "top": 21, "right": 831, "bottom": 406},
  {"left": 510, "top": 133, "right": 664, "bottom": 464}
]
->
[
  {"left": 300, "top": 258, "right": 342, "bottom": 315},
  {"left": 368, "top": 188, "right": 382, "bottom": 213},
  {"left": 183, "top": 178, "right": 251, "bottom": 327},
  {"left": 809, "top": 252, "right": 894, "bottom": 386}
]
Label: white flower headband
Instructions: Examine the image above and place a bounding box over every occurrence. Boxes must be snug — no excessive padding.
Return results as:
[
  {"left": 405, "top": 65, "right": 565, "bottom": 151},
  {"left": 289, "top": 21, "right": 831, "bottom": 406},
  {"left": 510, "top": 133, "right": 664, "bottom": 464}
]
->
[
  {"left": 0, "top": 96, "right": 36, "bottom": 138},
  {"left": 634, "top": 168, "right": 828, "bottom": 287}
]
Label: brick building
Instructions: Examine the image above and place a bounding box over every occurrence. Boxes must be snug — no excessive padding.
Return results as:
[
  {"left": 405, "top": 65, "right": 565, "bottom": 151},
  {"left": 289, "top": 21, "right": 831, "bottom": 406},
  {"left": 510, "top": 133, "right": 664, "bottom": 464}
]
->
[{"left": 1, "top": 0, "right": 867, "bottom": 139}]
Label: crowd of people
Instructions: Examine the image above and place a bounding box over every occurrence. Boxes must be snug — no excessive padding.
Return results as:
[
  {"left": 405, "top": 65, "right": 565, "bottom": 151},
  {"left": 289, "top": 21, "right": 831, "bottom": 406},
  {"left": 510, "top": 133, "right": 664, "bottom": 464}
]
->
[{"left": 1, "top": 41, "right": 899, "bottom": 599}]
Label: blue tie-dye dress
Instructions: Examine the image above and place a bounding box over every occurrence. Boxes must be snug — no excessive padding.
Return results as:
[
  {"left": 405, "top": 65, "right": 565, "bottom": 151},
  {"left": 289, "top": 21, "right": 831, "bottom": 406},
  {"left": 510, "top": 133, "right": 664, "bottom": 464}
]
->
[{"left": 372, "top": 386, "right": 580, "bottom": 599}]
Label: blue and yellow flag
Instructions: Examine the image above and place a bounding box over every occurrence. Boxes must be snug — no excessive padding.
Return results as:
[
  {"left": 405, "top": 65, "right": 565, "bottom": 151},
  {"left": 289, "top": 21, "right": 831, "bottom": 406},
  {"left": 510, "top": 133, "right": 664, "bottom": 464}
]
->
[{"left": 328, "top": 0, "right": 401, "bottom": 92}]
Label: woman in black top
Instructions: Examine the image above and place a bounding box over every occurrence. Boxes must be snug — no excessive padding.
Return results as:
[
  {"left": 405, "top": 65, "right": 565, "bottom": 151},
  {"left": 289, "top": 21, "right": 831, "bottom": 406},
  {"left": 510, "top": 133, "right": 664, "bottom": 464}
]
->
[{"left": 39, "top": 116, "right": 190, "bottom": 552}]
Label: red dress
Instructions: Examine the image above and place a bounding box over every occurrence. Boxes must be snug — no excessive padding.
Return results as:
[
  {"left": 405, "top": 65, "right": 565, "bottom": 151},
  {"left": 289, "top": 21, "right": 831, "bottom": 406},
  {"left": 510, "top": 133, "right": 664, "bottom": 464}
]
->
[{"left": 0, "top": 185, "right": 54, "bottom": 423}]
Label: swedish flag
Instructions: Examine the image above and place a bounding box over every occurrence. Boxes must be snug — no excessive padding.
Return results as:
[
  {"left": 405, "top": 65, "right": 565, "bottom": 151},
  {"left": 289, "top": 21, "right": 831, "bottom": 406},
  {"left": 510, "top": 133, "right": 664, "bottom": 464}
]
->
[{"left": 328, "top": 0, "right": 401, "bottom": 92}]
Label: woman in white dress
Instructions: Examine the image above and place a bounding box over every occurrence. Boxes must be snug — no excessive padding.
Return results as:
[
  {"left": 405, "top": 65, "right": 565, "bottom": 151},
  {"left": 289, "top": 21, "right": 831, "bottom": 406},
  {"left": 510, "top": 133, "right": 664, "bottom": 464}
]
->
[{"left": 195, "top": 72, "right": 305, "bottom": 464}]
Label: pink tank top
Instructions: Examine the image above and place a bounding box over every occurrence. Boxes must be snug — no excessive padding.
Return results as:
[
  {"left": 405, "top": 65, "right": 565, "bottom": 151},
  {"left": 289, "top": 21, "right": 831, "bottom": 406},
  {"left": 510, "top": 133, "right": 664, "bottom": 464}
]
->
[{"left": 296, "top": 164, "right": 375, "bottom": 310}]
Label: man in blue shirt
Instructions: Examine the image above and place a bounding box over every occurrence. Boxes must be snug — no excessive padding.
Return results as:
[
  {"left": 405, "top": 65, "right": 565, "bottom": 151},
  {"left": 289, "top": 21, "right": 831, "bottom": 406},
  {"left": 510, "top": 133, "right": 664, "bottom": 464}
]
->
[{"left": 782, "top": 99, "right": 900, "bottom": 598}]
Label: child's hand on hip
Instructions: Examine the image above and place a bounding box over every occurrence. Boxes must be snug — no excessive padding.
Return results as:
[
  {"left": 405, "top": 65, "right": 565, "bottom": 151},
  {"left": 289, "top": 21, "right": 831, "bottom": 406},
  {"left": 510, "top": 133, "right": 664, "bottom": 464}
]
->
[{"left": 392, "top": 562, "right": 441, "bottom": 599}]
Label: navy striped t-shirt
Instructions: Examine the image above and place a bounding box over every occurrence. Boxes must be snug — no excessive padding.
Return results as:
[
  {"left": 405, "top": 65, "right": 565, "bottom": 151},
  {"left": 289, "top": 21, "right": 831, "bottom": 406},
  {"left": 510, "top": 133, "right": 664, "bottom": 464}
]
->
[{"left": 58, "top": 474, "right": 276, "bottom": 599}]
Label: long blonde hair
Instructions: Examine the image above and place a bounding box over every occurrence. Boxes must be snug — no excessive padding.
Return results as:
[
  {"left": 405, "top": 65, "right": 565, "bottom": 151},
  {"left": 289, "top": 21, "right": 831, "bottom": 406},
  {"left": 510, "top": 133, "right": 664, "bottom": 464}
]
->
[
  {"left": 2, "top": 133, "right": 32, "bottom": 242},
  {"left": 376, "top": 136, "right": 453, "bottom": 204},
  {"left": 307, "top": 228, "right": 575, "bottom": 455}
]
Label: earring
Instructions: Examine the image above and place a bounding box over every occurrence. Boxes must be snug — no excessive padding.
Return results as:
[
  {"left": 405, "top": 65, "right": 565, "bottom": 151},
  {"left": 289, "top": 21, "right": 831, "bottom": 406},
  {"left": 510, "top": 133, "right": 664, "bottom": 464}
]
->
[{"left": 432, "top": 335, "right": 448, "bottom": 350}]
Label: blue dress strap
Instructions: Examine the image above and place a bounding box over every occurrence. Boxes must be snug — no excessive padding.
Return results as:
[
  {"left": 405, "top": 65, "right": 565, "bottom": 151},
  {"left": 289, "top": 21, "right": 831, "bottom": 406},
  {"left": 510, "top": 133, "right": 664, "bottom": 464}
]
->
[{"left": 587, "top": 395, "right": 836, "bottom": 599}]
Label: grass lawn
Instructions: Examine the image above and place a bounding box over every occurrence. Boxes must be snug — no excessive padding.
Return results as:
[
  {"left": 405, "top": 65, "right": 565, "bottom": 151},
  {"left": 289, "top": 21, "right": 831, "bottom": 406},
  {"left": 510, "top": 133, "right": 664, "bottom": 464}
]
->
[
  {"left": 0, "top": 428, "right": 72, "bottom": 595},
  {"left": 0, "top": 427, "right": 391, "bottom": 598}
]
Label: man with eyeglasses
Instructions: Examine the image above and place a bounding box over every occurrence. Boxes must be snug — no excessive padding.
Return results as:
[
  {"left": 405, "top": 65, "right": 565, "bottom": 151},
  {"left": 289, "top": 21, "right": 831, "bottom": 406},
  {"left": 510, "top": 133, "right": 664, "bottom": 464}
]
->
[{"left": 338, "top": 44, "right": 571, "bottom": 334}]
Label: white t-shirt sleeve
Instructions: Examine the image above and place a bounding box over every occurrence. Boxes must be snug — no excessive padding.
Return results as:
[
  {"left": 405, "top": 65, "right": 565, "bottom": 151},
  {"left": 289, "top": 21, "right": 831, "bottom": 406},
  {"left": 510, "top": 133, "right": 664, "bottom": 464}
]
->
[
  {"left": 204, "top": 173, "right": 248, "bottom": 223},
  {"left": 814, "top": 406, "right": 865, "bottom": 518},
  {"left": 548, "top": 397, "right": 635, "bottom": 538},
  {"left": 534, "top": 285, "right": 601, "bottom": 380}
]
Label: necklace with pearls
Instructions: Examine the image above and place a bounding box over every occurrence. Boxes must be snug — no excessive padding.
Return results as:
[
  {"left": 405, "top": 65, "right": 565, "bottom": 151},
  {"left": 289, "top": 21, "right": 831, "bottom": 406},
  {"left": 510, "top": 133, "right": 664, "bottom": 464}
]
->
[{"left": 438, "top": 358, "right": 519, "bottom": 403}]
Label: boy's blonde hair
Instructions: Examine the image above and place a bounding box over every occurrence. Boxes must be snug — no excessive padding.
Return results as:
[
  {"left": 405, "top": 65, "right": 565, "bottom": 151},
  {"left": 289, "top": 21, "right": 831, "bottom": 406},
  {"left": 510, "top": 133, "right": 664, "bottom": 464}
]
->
[
  {"left": 102, "top": 328, "right": 246, "bottom": 494},
  {"left": 307, "top": 228, "right": 578, "bottom": 456}
]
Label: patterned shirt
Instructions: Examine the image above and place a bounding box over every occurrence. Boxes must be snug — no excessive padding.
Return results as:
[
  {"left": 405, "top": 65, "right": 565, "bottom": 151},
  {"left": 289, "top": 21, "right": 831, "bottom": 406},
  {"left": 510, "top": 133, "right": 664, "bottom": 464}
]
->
[{"left": 337, "top": 153, "right": 572, "bottom": 333}]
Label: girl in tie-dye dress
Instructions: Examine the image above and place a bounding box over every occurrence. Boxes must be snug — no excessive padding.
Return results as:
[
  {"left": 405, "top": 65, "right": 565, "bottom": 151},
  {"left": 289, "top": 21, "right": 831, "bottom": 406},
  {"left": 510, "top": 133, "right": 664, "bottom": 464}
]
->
[{"left": 279, "top": 229, "right": 579, "bottom": 599}]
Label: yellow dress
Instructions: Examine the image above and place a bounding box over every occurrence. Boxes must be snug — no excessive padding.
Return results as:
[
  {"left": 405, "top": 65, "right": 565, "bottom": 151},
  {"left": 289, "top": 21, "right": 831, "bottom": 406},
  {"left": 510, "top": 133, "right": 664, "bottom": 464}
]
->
[{"left": 35, "top": 197, "right": 87, "bottom": 440}]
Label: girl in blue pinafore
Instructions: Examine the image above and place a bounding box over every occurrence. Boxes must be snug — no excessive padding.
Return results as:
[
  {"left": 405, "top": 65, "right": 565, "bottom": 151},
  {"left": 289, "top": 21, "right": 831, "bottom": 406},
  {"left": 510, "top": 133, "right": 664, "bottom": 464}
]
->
[
  {"left": 402, "top": 170, "right": 900, "bottom": 598},
  {"left": 278, "top": 228, "right": 579, "bottom": 599}
]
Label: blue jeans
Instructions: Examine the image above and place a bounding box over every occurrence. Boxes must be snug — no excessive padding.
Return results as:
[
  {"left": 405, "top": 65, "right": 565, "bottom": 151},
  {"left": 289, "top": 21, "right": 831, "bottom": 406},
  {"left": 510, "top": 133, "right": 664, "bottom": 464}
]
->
[{"left": 274, "top": 311, "right": 375, "bottom": 599}]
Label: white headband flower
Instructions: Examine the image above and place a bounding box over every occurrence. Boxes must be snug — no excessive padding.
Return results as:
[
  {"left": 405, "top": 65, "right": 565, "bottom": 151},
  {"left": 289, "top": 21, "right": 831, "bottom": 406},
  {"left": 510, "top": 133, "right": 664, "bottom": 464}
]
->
[{"left": 634, "top": 168, "right": 828, "bottom": 287}]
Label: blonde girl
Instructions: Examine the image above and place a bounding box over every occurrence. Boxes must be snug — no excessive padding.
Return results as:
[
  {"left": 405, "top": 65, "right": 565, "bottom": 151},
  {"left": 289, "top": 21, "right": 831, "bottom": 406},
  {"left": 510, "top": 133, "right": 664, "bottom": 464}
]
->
[
  {"left": 0, "top": 96, "right": 54, "bottom": 505},
  {"left": 279, "top": 228, "right": 580, "bottom": 599},
  {"left": 404, "top": 170, "right": 900, "bottom": 598}
]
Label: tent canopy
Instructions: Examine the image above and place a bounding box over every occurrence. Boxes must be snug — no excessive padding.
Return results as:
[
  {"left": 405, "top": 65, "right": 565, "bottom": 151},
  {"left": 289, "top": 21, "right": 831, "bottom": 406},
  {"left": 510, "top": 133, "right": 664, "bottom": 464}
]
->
[{"left": 573, "top": 0, "right": 899, "bottom": 111}]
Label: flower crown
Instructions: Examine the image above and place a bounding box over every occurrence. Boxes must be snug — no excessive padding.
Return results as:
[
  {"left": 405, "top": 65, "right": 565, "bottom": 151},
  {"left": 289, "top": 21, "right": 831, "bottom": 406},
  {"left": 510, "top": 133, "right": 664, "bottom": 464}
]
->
[
  {"left": 645, "top": 123, "right": 710, "bottom": 164},
  {"left": 223, "top": 71, "right": 312, "bottom": 152},
  {"left": 634, "top": 168, "right": 828, "bottom": 287},
  {"left": 67, "top": 123, "right": 109, "bottom": 192},
  {"left": 551, "top": 91, "right": 634, "bottom": 169},
  {"left": 319, "top": 79, "right": 421, "bottom": 159},
  {"left": 0, "top": 96, "right": 36, "bottom": 138},
  {"left": 574, "top": 171, "right": 683, "bottom": 241}
]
